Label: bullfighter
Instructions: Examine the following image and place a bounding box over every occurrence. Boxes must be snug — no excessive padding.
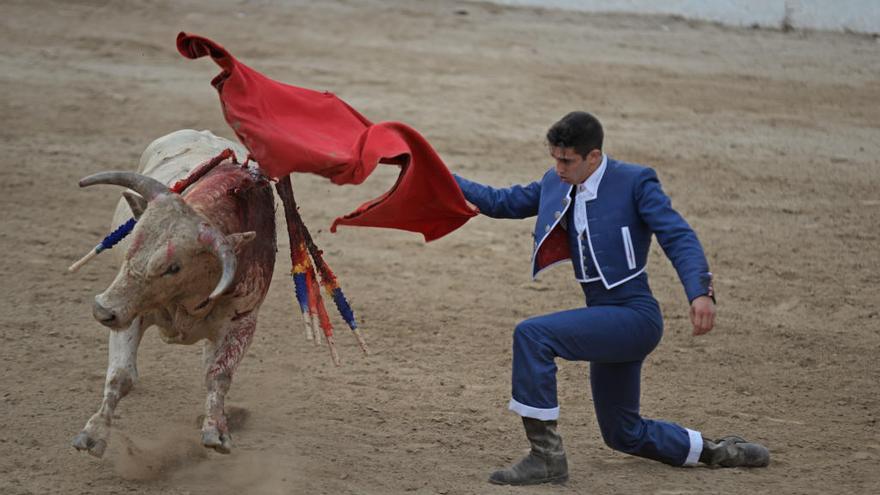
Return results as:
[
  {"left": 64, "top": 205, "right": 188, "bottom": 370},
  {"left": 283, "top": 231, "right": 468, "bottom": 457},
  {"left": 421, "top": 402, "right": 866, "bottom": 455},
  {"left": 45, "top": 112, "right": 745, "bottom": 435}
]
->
[{"left": 453, "top": 111, "right": 770, "bottom": 485}]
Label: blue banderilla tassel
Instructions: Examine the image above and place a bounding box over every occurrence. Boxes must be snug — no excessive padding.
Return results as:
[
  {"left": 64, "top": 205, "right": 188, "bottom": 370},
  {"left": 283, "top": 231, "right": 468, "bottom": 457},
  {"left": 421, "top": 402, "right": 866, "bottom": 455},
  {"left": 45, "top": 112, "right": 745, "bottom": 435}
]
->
[
  {"left": 68, "top": 217, "right": 137, "bottom": 272},
  {"left": 331, "top": 287, "right": 357, "bottom": 330},
  {"left": 97, "top": 218, "right": 137, "bottom": 253},
  {"left": 292, "top": 272, "right": 309, "bottom": 313}
]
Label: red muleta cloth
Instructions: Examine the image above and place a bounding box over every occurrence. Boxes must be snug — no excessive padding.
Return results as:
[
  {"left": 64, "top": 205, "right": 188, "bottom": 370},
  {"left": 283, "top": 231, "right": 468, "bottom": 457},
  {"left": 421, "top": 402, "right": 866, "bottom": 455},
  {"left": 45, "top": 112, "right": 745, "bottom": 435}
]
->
[{"left": 177, "top": 32, "right": 477, "bottom": 241}]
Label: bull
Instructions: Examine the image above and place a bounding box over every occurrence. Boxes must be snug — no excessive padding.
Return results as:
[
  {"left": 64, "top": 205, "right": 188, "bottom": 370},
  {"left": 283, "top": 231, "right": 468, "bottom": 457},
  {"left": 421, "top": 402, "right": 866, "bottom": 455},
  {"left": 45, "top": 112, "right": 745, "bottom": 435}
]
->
[{"left": 72, "top": 129, "right": 276, "bottom": 457}]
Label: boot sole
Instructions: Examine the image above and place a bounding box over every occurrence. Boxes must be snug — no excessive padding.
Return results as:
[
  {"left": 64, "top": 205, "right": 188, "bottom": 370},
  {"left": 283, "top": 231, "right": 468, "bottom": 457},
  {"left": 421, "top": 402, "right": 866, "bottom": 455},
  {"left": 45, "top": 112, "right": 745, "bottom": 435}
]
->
[{"left": 488, "top": 474, "right": 569, "bottom": 486}]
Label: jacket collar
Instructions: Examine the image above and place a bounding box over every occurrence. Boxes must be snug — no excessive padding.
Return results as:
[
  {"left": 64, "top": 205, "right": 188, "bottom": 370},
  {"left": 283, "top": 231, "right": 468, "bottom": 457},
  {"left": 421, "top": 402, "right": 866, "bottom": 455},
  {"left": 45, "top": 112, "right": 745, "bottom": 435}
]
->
[{"left": 574, "top": 153, "right": 607, "bottom": 201}]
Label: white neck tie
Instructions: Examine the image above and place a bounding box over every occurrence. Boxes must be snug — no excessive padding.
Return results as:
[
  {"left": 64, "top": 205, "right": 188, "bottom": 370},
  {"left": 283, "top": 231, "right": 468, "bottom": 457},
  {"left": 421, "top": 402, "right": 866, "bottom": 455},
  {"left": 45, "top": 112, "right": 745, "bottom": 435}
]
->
[{"left": 573, "top": 185, "right": 588, "bottom": 235}]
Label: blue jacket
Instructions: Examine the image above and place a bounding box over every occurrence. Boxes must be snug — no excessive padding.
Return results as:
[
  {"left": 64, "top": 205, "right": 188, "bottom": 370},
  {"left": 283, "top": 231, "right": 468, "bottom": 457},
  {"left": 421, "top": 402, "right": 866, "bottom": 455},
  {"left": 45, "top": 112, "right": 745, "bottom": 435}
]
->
[{"left": 454, "top": 158, "right": 713, "bottom": 302}]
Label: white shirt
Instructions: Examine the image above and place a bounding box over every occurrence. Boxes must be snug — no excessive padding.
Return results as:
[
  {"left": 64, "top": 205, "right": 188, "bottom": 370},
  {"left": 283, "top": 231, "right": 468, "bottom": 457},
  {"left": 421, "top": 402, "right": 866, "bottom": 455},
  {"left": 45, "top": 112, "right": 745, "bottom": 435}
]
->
[{"left": 573, "top": 153, "right": 607, "bottom": 235}]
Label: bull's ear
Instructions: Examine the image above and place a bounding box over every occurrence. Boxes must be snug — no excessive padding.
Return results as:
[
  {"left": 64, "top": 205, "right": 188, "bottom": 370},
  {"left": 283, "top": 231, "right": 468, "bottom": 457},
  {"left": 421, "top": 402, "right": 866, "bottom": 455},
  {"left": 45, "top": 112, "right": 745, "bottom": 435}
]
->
[
  {"left": 122, "top": 191, "right": 147, "bottom": 219},
  {"left": 227, "top": 231, "right": 256, "bottom": 254}
]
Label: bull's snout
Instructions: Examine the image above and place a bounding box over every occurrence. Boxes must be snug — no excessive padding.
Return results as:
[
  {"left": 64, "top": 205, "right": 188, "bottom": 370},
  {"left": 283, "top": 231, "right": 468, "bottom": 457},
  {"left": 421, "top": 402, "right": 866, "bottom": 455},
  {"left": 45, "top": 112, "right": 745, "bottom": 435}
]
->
[{"left": 92, "top": 298, "right": 118, "bottom": 327}]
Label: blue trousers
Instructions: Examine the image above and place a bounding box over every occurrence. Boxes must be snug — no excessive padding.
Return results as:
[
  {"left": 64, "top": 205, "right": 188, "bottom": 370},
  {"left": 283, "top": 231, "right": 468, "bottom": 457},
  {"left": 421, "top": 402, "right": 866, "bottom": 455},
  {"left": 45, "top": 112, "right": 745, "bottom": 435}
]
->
[{"left": 508, "top": 279, "right": 703, "bottom": 466}]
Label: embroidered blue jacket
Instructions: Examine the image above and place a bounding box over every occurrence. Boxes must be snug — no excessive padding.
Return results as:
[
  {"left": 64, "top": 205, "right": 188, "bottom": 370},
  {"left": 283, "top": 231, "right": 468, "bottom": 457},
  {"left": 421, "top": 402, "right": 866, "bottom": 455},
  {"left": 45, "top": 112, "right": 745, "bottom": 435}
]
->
[{"left": 454, "top": 158, "right": 713, "bottom": 302}]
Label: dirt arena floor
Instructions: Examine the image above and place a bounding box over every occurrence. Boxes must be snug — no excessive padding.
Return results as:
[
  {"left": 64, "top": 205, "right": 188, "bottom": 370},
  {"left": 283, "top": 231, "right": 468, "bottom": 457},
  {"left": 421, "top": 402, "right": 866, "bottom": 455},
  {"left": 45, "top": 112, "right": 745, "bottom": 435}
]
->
[{"left": 2, "top": 1, "right": 879, "bottom": 493}]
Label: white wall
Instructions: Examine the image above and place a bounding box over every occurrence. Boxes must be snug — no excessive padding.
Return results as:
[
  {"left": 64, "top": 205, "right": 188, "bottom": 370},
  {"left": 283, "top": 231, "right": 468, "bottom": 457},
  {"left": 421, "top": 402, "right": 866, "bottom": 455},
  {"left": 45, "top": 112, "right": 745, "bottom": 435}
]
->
[
  {"left": 494, "top": 0, "right": 880, "bottom": 34},
  {"left": 790, "top": 0, "right": 879, "bottom": 33}
]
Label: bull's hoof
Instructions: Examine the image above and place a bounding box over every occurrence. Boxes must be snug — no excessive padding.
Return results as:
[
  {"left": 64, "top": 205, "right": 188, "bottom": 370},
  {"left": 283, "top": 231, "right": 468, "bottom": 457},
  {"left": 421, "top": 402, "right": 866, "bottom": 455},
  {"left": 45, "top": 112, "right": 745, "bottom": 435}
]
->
[
  {"left": 201, "top": 428, "right": 232, "bottom": 454},
  {"left": 72, "top": 431, "right": 107, "bottom": 458}
]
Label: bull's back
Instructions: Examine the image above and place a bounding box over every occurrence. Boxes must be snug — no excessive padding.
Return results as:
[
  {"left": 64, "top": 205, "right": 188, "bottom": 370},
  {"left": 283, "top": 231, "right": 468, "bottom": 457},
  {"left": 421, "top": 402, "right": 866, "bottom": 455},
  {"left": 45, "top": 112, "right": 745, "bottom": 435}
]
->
[
  {"left": 111, "top": 130, "right": 252, "bottom": 228},
  {"left": 137, "top": 130, "right": 250, "bottom": 185}
]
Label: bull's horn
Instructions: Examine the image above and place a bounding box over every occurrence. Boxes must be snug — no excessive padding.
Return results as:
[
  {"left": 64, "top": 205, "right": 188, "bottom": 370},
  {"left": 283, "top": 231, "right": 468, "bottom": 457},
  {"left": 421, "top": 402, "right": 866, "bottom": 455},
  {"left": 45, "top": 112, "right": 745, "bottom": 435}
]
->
[
  {"left": 79, "top": 171, "right": 170, "bottom": 201},
  {"left": 198, "top": 224, "right": 237, "bottom": 301},
  {"left": 122, "top": 191, "right": 147, "bottom": 219}
]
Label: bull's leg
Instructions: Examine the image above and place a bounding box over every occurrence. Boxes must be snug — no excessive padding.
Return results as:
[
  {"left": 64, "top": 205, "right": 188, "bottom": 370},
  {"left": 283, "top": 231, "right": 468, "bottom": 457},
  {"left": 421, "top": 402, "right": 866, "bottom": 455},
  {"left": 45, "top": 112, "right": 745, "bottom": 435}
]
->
[
  {"left": 200, "top": 314, "right": 257, "bottom": 454},
  {"left": 72, "top": 317, "right": 145, "bottom": 457}
]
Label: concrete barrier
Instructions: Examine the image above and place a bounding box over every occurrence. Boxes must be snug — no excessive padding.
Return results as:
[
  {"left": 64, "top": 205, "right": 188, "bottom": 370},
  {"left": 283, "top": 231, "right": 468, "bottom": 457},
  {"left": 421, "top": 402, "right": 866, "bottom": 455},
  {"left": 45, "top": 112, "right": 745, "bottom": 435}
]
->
[{"left": 494, "top": 0, "right": 880, "bottom": 34}]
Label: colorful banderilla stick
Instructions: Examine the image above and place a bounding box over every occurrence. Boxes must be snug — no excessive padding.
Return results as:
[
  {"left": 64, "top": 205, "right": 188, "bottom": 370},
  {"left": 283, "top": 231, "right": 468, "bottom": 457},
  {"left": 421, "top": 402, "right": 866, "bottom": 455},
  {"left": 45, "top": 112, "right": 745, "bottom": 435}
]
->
[
  {"left": 275, "top": 175, "right": 368, "bottom": 366},
  {"left": 297, "top": 203, "right": 369, "bottom": 356}
]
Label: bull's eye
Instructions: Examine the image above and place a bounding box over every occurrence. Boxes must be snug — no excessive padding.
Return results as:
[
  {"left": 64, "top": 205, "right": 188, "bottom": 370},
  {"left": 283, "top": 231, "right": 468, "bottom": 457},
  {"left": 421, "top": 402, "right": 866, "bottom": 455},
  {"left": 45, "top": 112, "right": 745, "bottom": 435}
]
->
[{"left": 163, "top": 263, "right": 181, "bottom": 276}]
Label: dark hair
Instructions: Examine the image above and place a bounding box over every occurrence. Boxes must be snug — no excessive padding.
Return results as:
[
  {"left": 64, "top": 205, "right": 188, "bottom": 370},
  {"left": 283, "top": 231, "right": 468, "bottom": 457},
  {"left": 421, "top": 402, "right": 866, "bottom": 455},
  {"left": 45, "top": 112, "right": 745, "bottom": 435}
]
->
[{"left": 546, "top": 111, "right": 603, "bottom": 157}]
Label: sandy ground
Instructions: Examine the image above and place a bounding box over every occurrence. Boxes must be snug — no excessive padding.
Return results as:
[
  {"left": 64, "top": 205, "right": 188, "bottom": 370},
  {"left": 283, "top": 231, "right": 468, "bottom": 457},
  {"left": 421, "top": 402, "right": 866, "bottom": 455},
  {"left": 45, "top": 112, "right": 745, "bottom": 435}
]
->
[{"left": 1, "top": 1, "right": 879, "bottom": 494}]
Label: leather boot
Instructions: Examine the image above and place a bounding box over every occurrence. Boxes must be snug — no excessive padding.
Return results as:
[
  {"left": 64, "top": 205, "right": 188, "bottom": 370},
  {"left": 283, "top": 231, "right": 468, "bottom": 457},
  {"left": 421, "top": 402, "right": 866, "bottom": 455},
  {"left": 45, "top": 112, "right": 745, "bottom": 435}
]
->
[
  {"left": 700, "top": 435, "right": 770, "bottom": 467},
  {"left": 489, "top": 417, "right": 569, "bottom": 485}
]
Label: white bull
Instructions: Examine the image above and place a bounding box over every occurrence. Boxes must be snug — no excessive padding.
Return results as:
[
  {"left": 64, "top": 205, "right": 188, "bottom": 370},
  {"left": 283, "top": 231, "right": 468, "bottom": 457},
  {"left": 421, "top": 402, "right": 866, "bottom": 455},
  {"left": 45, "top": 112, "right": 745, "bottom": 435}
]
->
[{"left": 72, "top": 130, "right": 277, "bottom": 456}]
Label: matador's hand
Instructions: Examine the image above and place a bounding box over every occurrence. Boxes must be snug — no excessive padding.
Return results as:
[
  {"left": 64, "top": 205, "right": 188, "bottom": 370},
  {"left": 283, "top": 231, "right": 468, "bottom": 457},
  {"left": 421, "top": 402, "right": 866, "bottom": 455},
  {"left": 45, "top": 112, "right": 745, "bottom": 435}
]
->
[{"left": 690, "top": 295, "right": 716, "bottom": 336}]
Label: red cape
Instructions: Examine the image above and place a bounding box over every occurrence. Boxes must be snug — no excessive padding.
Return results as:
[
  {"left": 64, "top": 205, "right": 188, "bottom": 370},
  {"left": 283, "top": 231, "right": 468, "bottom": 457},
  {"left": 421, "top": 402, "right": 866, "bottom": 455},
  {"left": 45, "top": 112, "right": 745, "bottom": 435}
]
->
[{"left": 177, "top": 32, "right": 477, "bottom": 241}]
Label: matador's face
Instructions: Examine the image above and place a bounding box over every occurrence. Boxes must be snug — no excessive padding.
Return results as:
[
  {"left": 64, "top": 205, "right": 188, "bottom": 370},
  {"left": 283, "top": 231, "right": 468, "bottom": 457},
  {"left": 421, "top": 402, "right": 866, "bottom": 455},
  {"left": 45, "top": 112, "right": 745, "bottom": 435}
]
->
[{"left": 550, "top": 146, "right": 601, "bottom": 185}]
